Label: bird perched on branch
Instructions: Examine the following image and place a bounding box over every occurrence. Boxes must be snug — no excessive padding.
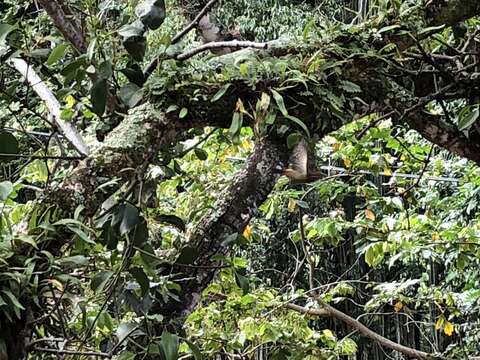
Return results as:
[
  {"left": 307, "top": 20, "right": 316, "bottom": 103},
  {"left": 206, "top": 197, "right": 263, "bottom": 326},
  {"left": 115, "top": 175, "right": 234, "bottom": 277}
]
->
[{"left": 282, "top": 138, "right": 325, "bottom": 184}]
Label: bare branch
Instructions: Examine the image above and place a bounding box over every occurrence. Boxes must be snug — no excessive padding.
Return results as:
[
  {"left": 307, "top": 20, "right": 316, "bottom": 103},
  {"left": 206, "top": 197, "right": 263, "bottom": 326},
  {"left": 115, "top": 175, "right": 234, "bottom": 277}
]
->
[
  {"left": 286, "top": 302, "right": 438, "bottom": 360},
  {"left": 176, "top": 40, "right": 269, "bottom": 61},
  {"left": 31, "top": 347, "right": 111, "bottom": 358},
  {"left": 8, "top": 58, "right": 89, "bottom": 156}
]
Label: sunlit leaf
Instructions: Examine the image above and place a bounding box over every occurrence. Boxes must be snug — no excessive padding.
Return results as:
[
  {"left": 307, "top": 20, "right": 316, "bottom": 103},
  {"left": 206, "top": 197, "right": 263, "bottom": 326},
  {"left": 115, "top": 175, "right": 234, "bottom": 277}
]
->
[
  {"left": 211, "top": 84, "right": 231, "bottom": 102},
  {"left": 444, "top": 321, "right": 454, "bottom": 336},
  {"left": 47, "top": 43, "right": 69, "bottom": 65}
]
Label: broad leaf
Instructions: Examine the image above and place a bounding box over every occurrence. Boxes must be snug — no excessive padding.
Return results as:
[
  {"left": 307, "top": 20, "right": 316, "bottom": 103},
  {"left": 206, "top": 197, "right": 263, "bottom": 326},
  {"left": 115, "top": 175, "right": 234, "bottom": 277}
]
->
[
  {"left": 159, "top": 331, "right": 179, "bottom": 360},
  {"left": 130, "top": 267, "right": 150, "bottom": 295},
  {"left": 90, "top": 78, "right": 108, "bottom": 116},
  {"left": 0, "top": 132, "right": 19, "bottom": 159},
  {"left": 119, "top": 203, "right": 140, "bottom": 235},
  {"left": 0, "top": 181, "right": 13, "bottom": 201},
  {"left": 47, "top": 43, "right": 69, "bottom": 65},
  {"left": 119, "top": 83, "right": 144, "bottom": 108}
]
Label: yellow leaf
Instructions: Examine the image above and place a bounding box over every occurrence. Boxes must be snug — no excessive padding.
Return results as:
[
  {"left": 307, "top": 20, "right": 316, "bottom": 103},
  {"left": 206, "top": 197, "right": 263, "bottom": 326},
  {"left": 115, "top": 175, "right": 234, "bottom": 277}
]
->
[
  {"left": 444, "top": 321, "right": 454, "bottom": 336},
  {"left": 65, "top": 95, "right": 76, "bottom": 108},
  {"left": 323, "top": 329, "right": 334, "bottom": 338},
  {"left": 344, "top": 158, "right": 352, "bottom": 168},
  {"left": 332, "top": 142, "right": 341, "bottom": 152},
  {"left": 394, "top": 302, "right": 403, "bottom": 312},
  {"left": 365, "top": 209, "right": 376, "bottom": 221},
  {"left": 431, "top": 232, "right": 440, "bottom": 241},
  {"left": 47, "top": 279, "right": 64, "bottom": 291},
  {"left": 435, "top": 316, "right": 445, "bottom": 331},
  {"left": 287, "top": 198, "right": 297, "bottom": 213},
  {"left": 241, "top": 138, "right": 253, "bottom": 150},
  {"left": 243, "top": 225, "right": 253, "bottom": 239},
  {"left": 236, "top": 98, "right": 245, "bottom": 113},
  {"left": 383, "top": 167, "right": 392, "bottom": 176}
]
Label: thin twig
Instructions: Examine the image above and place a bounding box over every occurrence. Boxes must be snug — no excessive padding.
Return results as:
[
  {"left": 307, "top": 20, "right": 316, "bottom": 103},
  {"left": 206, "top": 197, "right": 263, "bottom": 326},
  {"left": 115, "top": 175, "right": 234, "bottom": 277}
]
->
[
  {"left": 31, "top": 347, "right": 111, "bottom": 358},
  {"left": 171, "top": 0, "right": 220, "bottom": 44}
]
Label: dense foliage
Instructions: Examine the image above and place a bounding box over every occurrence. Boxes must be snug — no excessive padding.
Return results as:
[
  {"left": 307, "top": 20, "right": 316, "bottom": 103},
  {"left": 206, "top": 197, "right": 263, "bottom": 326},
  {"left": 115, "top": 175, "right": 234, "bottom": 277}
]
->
[{"left": 1, "top": 0, "right": 480, "bottom": 359}]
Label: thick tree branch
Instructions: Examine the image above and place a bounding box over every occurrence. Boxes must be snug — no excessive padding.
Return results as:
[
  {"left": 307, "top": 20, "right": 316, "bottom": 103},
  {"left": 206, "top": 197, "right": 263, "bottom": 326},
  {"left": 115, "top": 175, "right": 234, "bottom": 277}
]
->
[
  {"left": 163, "top": 138, "right": 290, "bottom": 317},
  {"left": 405, "top": 111, "right": 480, "bottom": 163},
  {"left": 427, "top": 0, "right": 480, "bottom": 27},
  {"left": 176, "top": 40, "right": 269, "bottom": 61},
  {"left": 37, "top": 0, "right": 87, "bottom": 54}
]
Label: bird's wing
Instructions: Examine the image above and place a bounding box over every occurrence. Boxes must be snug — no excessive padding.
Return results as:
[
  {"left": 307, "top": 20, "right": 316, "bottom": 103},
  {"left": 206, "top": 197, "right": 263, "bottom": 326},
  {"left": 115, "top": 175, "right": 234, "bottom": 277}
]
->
[{"left": 288, "top": 138, "right": 308, "bottom": 176}]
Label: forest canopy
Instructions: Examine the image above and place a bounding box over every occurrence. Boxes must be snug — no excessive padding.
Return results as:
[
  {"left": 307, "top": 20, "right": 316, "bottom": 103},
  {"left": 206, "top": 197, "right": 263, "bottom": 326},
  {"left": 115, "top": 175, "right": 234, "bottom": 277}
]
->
[{"left": 2, "top": 0, "right": 480, "bottom": 359}]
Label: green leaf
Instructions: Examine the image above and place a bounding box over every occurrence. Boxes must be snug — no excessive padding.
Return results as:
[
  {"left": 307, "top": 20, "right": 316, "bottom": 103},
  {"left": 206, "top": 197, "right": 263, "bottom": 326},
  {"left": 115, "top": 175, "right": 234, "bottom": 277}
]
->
[
  {"left": 98, "top": 60, "right": 113, "bottom": 79},
  {"left": 339, "top": 80, "right": 362, "bottom": 93},
  {"left": 285, "top": 114, "right": 310, "bottom": 137},
  {"left": 271, "top": 89, "right": 310, "bottom": 136},
  {"left": 0, "top": 181, "right": 13, "bottom": 201},
  {"left": 91, "top": 271, "right": 113, "bottom": 293},
  {"left": 229, "top": 112, "right": 243, "bottom": 137},
  {"left": 0, "top": 24, "right": 16, "bottom": 44},
  {"left": 118, "top": 21, "right": 145, "bottom": 38},
  {"left": 117, "top": 352, "right": 136, "bottom": 360},
  {"left": 185, "top": 340, "right": 203, "bottom": 360},
  {"left": 286, "top": 133, "right": 302, "bottom": 149},
  {"left": 15, "top": 235, "right": 38, "bottom": 249},
  {"left": 120, "top": 65, "right": 145, "bottom": 86},
  {"left": 132, "top": 219, "right": 149, "bottom": 246},
  {"left": 130, "top": 267, "right": 150, "bottom": 295},
  {"left": 0, "top": 131, "right": 19, "bottom": 159},
  {"left": 123, "top": 36, "right": 147, "bottom": 62},
  {"left": 179, "top": 107, "right": 188, "bottom": 119},
  {"left": 458, "top": 106, "right": 479, "bottom": 131},
  {"left": 90, "top": 78, "right": 108, "bottom": 116},
  {"left": 61, "top": 56, "right": 87, "bottom": 82},
  {"left": 69, "top": 226, "right": 95, "bottom": 244},
  {"left": 234, "top": 271, "right": 250, "bottom": 294},
  {"left": 175, "top": 246, "right": 198, "bottom": 265},
  {"left": 58, "top": 255, "right": 89, "bottom": 267},
  {"left": 119, "top": 203, "right": 140, "bottom": 235},
  {"left": 155, "top": 214, "right": 186, "bottom": 232},
  {"left": 159, "top": 331, "right": 179, "bottom": 360},
  {"left": 377, "top": 24, "right": 401, "bottom": 34},
  {"left": 117, "top": 323, "right": 137, "bottom": 344},
  {"left": 47, "top": 43, "right": 69, "bottom": 65},
  {"left": 119, "top": 83, "right": 144, "bottom": 108},
  {"left": 211, "top": 84, "right": 231, "bottom": 102},
  {"left": 194, "top": 148, "right": 208, "bottom": 161},
  {"left": 1, "top": 290, "right": 25, "bottom": 311},
  {"left": 271, "top": 89, "right": 288, "bottom": 117},
  {"left": 135, "top": 0, "right": 166, "bottom": 30}
]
